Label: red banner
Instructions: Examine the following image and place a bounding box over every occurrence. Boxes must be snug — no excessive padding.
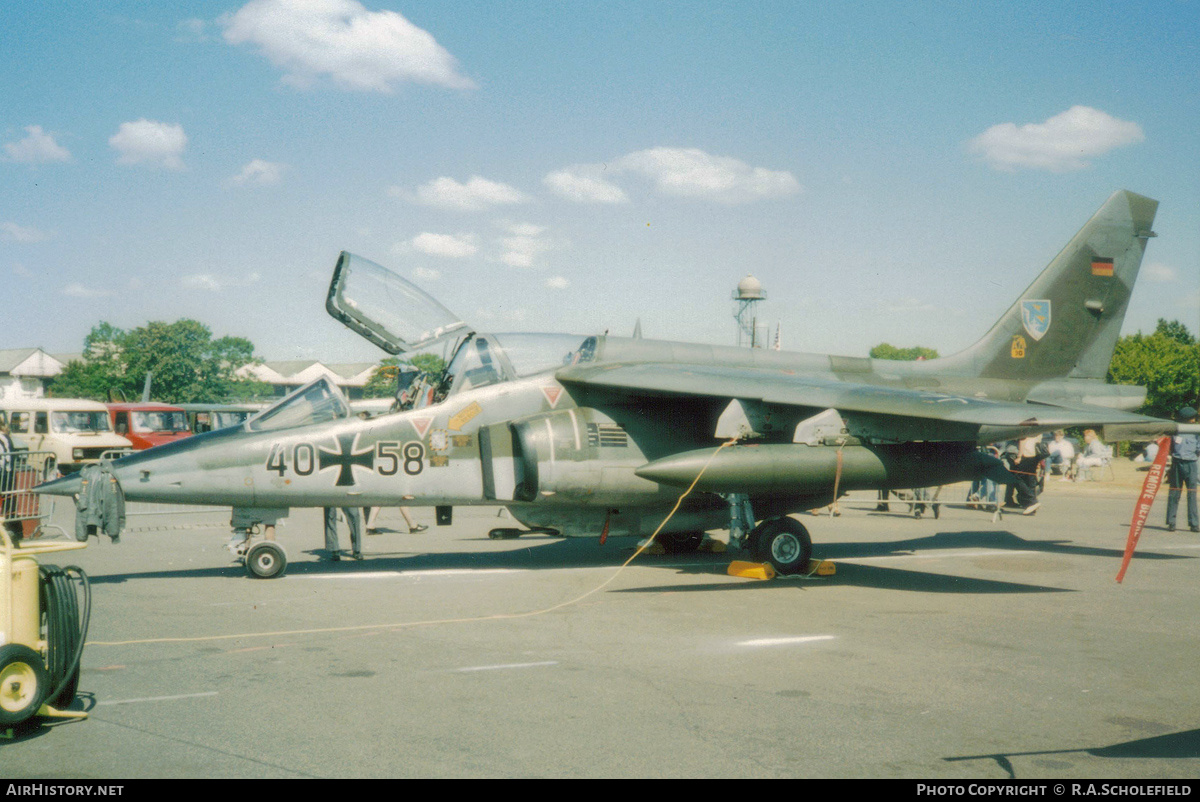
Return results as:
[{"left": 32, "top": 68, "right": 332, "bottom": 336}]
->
[{"left": 1116, "top": 436, "right": 1172, "bottom": 583}]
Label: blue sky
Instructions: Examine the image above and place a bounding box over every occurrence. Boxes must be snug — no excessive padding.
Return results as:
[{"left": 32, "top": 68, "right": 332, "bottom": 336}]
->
[{"left": 4, "top": 1, "right": 1198, "bottom": 364}]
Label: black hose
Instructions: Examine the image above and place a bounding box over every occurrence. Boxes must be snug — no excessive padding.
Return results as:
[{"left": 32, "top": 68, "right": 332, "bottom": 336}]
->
[{"left": 38, "top": 564, "right": 91, "bottom": 707}]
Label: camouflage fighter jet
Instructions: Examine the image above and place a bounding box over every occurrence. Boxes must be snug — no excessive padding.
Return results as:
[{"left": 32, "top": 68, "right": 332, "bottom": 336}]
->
[{"left": 38, "top": 190, "right": 1180, "bottom": 578}]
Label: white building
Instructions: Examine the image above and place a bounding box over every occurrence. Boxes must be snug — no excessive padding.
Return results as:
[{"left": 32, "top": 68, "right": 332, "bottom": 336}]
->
[
  {"left": 0, "top": 348, "right": 71, "bottom": 401},
  {"left": 236, "top": 360, "right": 379, "bottom": 399}
]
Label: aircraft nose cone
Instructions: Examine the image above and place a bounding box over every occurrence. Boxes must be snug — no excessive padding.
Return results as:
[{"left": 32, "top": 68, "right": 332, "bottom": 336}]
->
[{"left": 34, "top": 472, "right": 83, "bottom": 497}]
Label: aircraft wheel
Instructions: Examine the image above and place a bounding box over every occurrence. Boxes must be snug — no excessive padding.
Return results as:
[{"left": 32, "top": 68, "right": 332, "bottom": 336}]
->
[
  {"left": 743, "top": 522, "right": 765, "bottom": 556},
  {"left": 657, "top": 531, "right": 703, "bottom": 553},
  {"left": 0, "top": 644, "right": 49, "bottom": 726},
  {"left": 755, "top": 518, "right": 812, "bottom": 576},
  {"left": 488, "top": 528, "right": 524, "bottom": 540},
  {"left": 245, "top": 542, "right": 287, "bottom": 579}
]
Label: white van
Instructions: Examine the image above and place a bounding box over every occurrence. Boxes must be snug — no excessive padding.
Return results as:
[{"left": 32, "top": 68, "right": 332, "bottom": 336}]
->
[{"left": 0, "top": 398, "right": 133, "bottom": 474}]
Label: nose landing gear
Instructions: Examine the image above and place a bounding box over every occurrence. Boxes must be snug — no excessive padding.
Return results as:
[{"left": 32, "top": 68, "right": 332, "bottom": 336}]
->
[{"left": 229, "top": 527, "right": 288, "bottom": 579}]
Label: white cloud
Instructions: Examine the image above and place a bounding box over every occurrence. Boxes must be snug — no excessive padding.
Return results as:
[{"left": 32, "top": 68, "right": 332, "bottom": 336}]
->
[
  {"left": 614, "top": 147, "right": 800, "bottom": 203},
  {"left": 504, "top": 222, "right": 545, "bottom": 238},
  {"left": 1143, "top": 262, "right": 1177, "bottom": 283},
  {"left": 182, "top": 272, "right": 262, "bottom": 292},
  {"left": 968, "top": 106, "right": 1145, "bottom": 172},
  {"left": 545, "top": 276, "right": 569, "bottom": 289},
  {"left": 547, "top": 148, "right": 800, "bottom": 204},
  {"left": 4, "top": 125, "right": 71, "bottom": 164},
  {"left": 1, "top": 222, "right": 49, "bottom": 243},
  {"left": 183, "top": 274, "right": 222, "bottom": 292},
  {"left": 496, "top": 222, "right": 553, "bottom": 268},
  {"left": 227, "top": 159, "right": 286, "bottom": 186},
  {"left": 109, "top": 119, "right": 187, "bottom": 169},
  {"left": 221, "top": 0, "right": 474, "bottom": 92},
  {"left": 63, "top": 283, "right": 113, "bottom": 298},
  {"left": 411, "top": 232, "right": 478, "bottom": 258},
  {"left": 404, "top": 175, "right": 529, "bottom": 212},
  {"left": 544, "top": 167, "right": 628, "bottom": 204}
]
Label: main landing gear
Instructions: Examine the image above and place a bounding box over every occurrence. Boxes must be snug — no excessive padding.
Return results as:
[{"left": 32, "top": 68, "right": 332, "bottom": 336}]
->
[{"left": 745, "top": 517, "right": 813, "bottom": 576}]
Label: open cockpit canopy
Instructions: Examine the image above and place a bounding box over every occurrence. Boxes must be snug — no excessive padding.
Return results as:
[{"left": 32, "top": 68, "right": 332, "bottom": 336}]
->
[
  {"left": 326, "top": 251, "right": 598, "bottom": 407},
  {"left": 326, "top": 251, "right": 471, "bottom": 354}
]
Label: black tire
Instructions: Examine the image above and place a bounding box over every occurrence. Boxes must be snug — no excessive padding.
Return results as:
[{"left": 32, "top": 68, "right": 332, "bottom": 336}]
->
[
  {"left": 744, "top": 522, "right": 765, "bottom": 557},
  {"left": 657, "top": 531, "right": 703, "bottom": 554},
  {"left": 0, "top": 644, "right": 49, "bottom": 726},
  {"left": 245, "top": 542, "right": 287, "bottom": 579},
  {"left": 50, "top": 663, "right": 80, "bottom": 709},
  {"left": 754, "top": 517, "right": 812, "bottom": 576},
  {"left": 488, "top": 528, "right": 524, "bottom": 539}
]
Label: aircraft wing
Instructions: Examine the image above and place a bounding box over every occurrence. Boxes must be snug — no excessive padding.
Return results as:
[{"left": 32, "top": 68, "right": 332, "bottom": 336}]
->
[{"left": 556, "top": 362, "right": 1172, "bottom": 442}]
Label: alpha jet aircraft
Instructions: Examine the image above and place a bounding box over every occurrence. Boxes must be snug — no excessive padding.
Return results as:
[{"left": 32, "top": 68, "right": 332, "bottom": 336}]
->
[{"left": 38, "top": 190, "right": 1175, "bottom": 578}]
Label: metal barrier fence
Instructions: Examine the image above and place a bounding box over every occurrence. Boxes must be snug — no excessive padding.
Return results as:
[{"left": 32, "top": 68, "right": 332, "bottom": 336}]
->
[{"left": 1, "top": 450, "right": 61, "bottom": 542}]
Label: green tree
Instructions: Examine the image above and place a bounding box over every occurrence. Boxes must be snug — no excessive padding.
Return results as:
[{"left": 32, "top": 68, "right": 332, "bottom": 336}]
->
[
  {"left": 1107, "top": 319, "right": 1200, "bottom": 418},
  {"left": 51, "top": 320, "right": 269, "bottom": 403},
  {"left": 869, "top": 343, "right": 940, "bottom": 361},
  {"left": 362, "top": 353, "right": 448, "bottom": 399},
  {"left": 1153, "top": 317, "right": 1195, "bottom": 346}
]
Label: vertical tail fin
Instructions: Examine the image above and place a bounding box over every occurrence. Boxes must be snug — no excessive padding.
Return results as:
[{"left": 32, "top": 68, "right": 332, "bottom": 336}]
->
[{"left": 935, "top": 190, "right": 1158, "bottom": 381}]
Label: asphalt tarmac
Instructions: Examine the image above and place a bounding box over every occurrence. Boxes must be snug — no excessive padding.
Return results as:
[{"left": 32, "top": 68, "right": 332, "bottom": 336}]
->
[{"left": 3, "top": 465, "right": 1198, "bottom": 779}]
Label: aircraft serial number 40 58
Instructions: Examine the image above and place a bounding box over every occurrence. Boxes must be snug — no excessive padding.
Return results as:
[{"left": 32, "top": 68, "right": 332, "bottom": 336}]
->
[{"left": 40, "top": 190, "right": 1185, "bottom": 578}]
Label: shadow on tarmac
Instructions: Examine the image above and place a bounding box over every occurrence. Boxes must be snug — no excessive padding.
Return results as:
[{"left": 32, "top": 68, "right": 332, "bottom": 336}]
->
[
  {"left": 83, "top": 526, "right": 1187, "bottom": 591},
  {"left": 85, "top": 535, "right": 646, "bottom": 584},
  {"left": 614, "top": 561, "right": 1076, "bottom": 595},
  {"left": 615, "top": 527, "right": 1189, "bottom": 595},
  {"left": 945, "top": 728, "right": 1200, "bottom": 778},
  {"left": 816, "top": 529, "right": 1184, "bottom": 562}
]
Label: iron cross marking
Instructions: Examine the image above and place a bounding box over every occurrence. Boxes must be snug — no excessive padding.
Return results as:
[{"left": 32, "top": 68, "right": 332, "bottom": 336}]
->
[{"left": 318, "top": 433, "right": 375, "bottom": 487}]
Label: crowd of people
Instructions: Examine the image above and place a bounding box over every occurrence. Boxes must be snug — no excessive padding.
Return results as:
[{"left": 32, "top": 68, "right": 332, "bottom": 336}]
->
[{"left": 897, "top": 406, "right": 1198, "bottom": 526}]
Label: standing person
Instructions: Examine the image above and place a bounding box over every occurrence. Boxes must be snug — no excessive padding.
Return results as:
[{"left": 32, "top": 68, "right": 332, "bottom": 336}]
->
[
  {"left": 1001, "top": 441, "right": 1020, "bottom": 508},
  {"left": 968, "top": 444, "right": 1001, "bottom": 511},
  {"left": 0, "top": 421, "right": 21, "bottom": 544},
  {"left": 1166, "top": 406, "right": 1199, "bottom": 533},
  {"left": 1012, "top": 435, "right": 1044, "bottom": 515},
  {"left": 324, "top": 506, "right": 363, "bottom": 561}
]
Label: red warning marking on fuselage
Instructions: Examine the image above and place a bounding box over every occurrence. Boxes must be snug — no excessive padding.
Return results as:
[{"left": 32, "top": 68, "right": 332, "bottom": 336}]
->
[
  {"left": 541, "top": 385, "right": 563, "bottom": 408},
  {"left": 409, "top": 416, "right": 434, "bottom": 439}
]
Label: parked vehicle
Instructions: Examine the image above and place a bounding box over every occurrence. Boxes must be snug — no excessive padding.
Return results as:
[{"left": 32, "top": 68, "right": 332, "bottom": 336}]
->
[
  {"left": 0, "top": 398, "right": 132, "bottom": 474},
  {"left": 106, "top": 402, "right": 192, "bottom": 450},
  {"left": 175, "top": 403, "right": 261, "bottom": 434}
]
